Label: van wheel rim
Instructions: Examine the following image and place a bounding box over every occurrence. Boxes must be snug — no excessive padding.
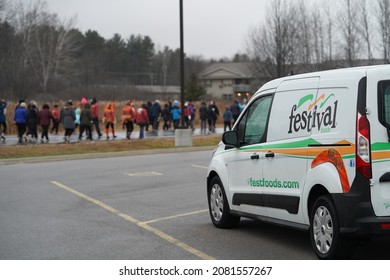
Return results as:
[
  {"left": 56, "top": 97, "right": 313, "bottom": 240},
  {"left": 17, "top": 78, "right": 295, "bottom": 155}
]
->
[
  {"left": 313, "top": 206, "right": 333, "bottom": 254},
  {"left": 210, "top": 184, "right": 223, "bottom": 222}
]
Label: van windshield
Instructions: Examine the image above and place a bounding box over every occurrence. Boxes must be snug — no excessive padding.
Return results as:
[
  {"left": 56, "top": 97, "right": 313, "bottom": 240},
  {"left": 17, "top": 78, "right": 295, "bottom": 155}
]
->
[{"left": 378, "top": 80, "right": 390, "bottom": 127}]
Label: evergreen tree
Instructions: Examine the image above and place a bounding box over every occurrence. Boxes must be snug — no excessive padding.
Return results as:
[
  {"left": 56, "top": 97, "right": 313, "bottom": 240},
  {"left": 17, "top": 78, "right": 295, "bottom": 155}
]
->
[
  {"left": 103, "top": 33, "right": 126, "bottom": 77},
  {"left": 80, "top": 30, "right": 105, "bottom": 87},
  {"left": 185, "top": 72, "right": 206, "bottom": 101},
  {"left": 125, "top": 34, "right": 155, "bottom": 85}
]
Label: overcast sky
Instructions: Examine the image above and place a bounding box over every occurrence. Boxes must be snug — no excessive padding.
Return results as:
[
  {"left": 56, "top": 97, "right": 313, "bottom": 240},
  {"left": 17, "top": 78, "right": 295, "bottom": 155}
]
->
[{"left": 41, "top": 0, "right": 268, "bottom": 59}]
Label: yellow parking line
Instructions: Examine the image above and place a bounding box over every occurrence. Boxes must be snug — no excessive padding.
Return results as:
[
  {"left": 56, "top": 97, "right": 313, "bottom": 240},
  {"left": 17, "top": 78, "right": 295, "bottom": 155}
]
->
[
  {"left": 51, "top": 180, "right": 214, "bottom": 260},
  {"left": 142, "top": 209, "right": 208, "bottom": 224},
  {"left": 124, "top": 171, "right": 163, "bottom": 176},
  {"left": 192, "top": 165, "right": 208, "bottom": 169}
]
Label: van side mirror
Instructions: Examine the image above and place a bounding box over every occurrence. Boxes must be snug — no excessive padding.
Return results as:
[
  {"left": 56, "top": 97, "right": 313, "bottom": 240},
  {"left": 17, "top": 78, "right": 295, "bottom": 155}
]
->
[{"left": 222, "top": 131, "right": 238, "bottom": 148}]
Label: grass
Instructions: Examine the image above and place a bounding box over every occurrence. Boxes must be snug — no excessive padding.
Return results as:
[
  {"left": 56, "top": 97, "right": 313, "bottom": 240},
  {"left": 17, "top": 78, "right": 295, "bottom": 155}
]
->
[{"left": 0, "top": 134, "right": 221, "bottom": 159}]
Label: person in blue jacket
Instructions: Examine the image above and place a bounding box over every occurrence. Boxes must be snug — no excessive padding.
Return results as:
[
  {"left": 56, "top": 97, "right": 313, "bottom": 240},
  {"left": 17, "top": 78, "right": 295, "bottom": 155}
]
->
[
  {"left": 14, "top": 102, "right": 28, "bottom": 144},
  {"left": 170, "top": 100, "right": 181, "bottom": 129},
  {"left": 223, "top": 107, "right": 233, "bottom": 132}
]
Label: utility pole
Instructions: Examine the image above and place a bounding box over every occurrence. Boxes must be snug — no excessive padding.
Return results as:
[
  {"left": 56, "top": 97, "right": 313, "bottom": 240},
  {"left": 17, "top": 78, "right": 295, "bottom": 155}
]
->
[
  {"left": 179, "top": 0, "right": 185, "bottom": 127},
  {"left": 174, "top": 0, "right": 192, "bottom": 146}
]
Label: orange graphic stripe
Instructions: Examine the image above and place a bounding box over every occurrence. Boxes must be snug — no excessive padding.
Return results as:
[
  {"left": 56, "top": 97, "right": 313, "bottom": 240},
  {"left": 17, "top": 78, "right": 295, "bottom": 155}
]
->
[
  {"left": 247, "top": 140, "right": 355, "bottom": 158},
  {"left": 311, "top": 149, "right": 350, "bottom": 193},
  {"left": 372, "top": 151, "right": 390, "bottom": 161},
  {"left": 308, "top": 93, "right": 325, "bottom": 111}
]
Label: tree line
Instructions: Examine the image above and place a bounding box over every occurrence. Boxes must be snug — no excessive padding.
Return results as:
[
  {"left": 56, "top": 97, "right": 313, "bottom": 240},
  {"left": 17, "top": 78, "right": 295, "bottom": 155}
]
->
[
  {"left": 247, "top": 0, "right": 390, "bottom": 80},
  {"left": 0, "top": 0, "right": 215, "bottom": 101},
  {"left": 1, "top": 0, "right": 390, "bottom": 102}
]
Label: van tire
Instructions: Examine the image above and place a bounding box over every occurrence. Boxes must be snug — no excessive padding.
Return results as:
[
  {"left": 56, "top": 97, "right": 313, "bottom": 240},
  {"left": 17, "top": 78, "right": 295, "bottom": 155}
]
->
[
  {"left": 310, "top": 195, "right": 356, "bottom": 259},
  {"left": 208, "top": 176, "right": 240, "bottom": 228}
]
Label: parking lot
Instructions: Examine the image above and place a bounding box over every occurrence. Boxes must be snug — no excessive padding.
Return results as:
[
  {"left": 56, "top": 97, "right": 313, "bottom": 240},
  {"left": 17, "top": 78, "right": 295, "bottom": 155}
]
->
[{"left": 0, "top": 150, "right": 388, "bottom": 260}]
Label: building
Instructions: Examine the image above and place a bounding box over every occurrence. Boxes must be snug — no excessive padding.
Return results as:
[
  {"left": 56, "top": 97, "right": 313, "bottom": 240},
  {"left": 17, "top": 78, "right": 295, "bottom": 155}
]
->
[
  {"left": 199, "top": 60, "right": 389, "bottom": 101},
  {"left": 135, "top": 85, "right": 180, "bottom": 100},
  {"left": 199, "top": 62, "right": 256, "bottom": 100}
]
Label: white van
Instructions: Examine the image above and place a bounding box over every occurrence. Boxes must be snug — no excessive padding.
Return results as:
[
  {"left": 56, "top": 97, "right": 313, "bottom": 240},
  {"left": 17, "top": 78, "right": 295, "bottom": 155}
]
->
[{"left": 207, "top": 65, "right": 390, "bottom": 259}]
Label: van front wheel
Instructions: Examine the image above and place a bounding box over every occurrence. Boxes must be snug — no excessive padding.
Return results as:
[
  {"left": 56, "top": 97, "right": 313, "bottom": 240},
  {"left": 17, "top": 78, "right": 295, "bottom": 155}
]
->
[
  {"left": 310, "top": 196, "right": 356, "bottom": 259},
  {"left": 208, "top": 176, "right": 240, "bottom": 228}
]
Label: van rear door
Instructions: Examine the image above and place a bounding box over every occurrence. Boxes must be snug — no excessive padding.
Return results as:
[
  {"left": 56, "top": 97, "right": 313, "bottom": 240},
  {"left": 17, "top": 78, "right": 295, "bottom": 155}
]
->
[{"left": 366, "top": 66, "right": 390, "bottom": 217}]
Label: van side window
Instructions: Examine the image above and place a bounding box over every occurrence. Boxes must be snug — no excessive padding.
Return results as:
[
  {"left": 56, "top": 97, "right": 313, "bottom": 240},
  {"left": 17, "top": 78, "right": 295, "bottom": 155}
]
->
[
  {"left": 236, "top": 96, "right": 273, "bottom": 146},
  {"left": 378, "top": 80, "right": 390, "bottom": 127}
]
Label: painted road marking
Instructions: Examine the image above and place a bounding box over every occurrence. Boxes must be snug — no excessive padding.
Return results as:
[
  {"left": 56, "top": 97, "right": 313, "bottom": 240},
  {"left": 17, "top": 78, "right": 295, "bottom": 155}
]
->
[
  {"left": 142, "top": 209, "right": 208, "bottom": 224},
  {"left": 124, "top": 171, "right": 163, "bottom": 176},
  {"left": 192, "top": 165, "right": 208, "bottom": 169},
  {"left": 51, "top": 180, "right": 214, "bottom": 260}
]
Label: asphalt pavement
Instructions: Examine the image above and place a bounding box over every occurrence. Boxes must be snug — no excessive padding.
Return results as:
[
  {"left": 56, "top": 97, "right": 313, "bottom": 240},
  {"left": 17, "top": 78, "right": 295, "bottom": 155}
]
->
[
  {"left": 1, "top": 150, "right": 388, "bottom": 260},
  {"left": 0, "top": 150, "right": 316, "bottom": 260}
]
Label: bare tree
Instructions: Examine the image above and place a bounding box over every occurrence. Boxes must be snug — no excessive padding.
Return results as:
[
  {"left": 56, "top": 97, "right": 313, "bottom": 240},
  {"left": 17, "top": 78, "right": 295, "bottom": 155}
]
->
[
  {"left": 310, "top": 7, "right": 324, "bottom": 69},
  {"left": 161, "top": 47, "right": 171, "bottom": 88},
  {"left": 0, "top": 0, "right": 9, "bottom": 20},
  {"left": 358, "top": 0, "right": 374, "bottom": 63},
  {"left": 0, "top": 0, "right": 19, "bottom": 22},
  {"left": 10, "top": 0, "right": 79, "bottom": 94},
  {"left": 0, "top": 0, "right": 30, "bottom": 98},
  {"left": 322, "top": 0, "right": 334, "bottom": 62},
  {"left": 296, "top": 0, "right": 312, "bottom": 69},
  {"left": 0, "top": 0, "right": 5, "bottom": 19},
  {"left": 246, "top": 0, "right": 299, "bottom": 78},
  {"left": 338, "top": 0, "right": 360, "bottom": 66},
  {"left": 376, "top": 0, "right": 390, "bottom": 63},
  {"left": 296, "top": 0, "right": 328, "bottom": 72}
]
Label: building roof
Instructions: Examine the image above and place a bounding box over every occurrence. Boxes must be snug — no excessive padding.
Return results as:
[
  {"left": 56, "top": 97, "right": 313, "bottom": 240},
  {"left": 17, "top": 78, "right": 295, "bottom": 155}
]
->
[
  {"left": 199, "top": 62, "right": 255, "bottom": 80},
  {"left": 136, "top": 85, "right": 180, "bottom": 94}
]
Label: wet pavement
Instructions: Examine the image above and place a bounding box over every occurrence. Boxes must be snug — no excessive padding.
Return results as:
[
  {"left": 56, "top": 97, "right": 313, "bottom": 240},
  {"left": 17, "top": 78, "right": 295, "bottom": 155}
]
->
[{"left": 0, "top": 127, "right": 224, "bottom": 146}]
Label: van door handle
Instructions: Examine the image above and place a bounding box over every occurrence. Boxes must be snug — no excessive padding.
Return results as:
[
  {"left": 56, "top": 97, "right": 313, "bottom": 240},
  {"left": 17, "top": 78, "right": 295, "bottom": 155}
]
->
[
  {"left": 265, "top": 152, "right": 275, "bottom": 158},
  {"left": 251, "top": 153, "right": 260, "bottom": 160}
]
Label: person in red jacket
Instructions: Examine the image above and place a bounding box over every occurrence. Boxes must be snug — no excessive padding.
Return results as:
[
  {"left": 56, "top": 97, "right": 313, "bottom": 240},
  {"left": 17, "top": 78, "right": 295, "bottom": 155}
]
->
[
  {"left": 38, "top": 104, "right": 52, "bottom": 143},
  {"left": 136, "top": 103, "right": 148, "bottom": 139},
  {"left": 90, "top": 97, "right": 103, "bottom": 139},
  {"left": 50, "top": 104, "right": 60, "bottom": 135}
]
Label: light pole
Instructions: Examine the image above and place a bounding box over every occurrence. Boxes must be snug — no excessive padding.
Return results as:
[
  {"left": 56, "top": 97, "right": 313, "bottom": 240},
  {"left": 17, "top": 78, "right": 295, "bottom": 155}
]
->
[
  {"left": 174, "top": 0, "right": 192, "bottom": 146},
  {"left": 179, "top": 0, "right": 185, "bottom": 127}
]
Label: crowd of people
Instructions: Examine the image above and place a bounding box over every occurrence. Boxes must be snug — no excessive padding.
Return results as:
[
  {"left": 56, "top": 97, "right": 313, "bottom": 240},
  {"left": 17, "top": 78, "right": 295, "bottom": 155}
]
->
[
  {"left": 10, "top": 97, "right": 120, "bottom": 144},
  {"left": 0, "top": 97, "right": 245, "bottom": 145}
]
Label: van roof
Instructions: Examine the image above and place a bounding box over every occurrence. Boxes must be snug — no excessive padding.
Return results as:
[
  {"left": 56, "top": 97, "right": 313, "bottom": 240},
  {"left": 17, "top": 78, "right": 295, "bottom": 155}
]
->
[{"left": 255, "top": 64, "right": 390, "bottom": 95}]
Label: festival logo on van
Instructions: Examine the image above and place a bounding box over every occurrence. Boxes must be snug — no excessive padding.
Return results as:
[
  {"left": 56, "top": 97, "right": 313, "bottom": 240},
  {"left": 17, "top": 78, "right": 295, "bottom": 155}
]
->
[
  {"left": 288, "top": 93, "right": 338, "bottom": 134},
  {"left": 311, "top": 148, "right": 350, "bottom": 193}
]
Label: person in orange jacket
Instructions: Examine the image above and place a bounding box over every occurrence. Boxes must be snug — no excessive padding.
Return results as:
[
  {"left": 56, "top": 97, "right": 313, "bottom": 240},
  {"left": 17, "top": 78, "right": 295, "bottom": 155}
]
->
[
  {"left": 122, "top": 100, "right": 136, "bottom": 140},
  {"left": 103, "top": 103, "right": 116, "bottom": 140}
]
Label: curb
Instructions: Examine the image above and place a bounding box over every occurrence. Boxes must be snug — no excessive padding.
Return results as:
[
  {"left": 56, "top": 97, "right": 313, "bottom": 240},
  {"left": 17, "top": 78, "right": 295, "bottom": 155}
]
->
[{"left": 0, "top": 146, "right": 215, "bottom": 165}]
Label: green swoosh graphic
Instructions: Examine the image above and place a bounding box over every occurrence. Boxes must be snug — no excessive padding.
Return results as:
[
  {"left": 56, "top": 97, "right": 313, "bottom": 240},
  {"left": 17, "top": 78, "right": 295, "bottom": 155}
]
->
[
  {"left": 297, "top": 94, "right": 314, "bottom": 109},
  {"left": 319, "top": 94, "right": 335, "bottom": 108}
]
